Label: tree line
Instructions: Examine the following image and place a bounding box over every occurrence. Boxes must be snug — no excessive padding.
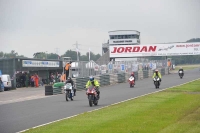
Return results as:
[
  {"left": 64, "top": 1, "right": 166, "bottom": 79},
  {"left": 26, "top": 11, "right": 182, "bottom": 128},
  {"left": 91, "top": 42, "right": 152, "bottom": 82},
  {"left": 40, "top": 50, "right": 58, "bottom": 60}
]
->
[
  {"left": 1, "top": 38, "right": 200, "bottom": 64},
  {"left": 0, "top": 50, "right": 101, "bottom": 61}
]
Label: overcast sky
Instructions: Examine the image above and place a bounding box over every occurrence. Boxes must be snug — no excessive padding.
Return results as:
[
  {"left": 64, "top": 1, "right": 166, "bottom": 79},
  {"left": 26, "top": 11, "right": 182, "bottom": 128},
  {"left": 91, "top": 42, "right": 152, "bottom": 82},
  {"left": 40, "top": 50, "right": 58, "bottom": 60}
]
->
[{"left": 0, "top": 0, "right": 200, "bottom": 58}]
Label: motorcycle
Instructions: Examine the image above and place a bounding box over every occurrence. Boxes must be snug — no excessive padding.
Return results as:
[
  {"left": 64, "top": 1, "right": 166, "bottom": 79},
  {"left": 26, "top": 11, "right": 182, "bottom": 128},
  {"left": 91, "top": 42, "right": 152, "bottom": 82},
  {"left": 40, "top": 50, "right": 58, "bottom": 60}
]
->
[
  {"left": 63, "top": 83, "right": 74, "bottom": 101},
  {"left": 179, "top": 71, "right": 183, "bottom": 79},
  {"left": 86, "top": 86, "right": 98, "bottom": 107},
  {"left": 16, "top": 78, "right": 25, "bottom": 88},
  {"left": 128, "top": 76, "right": 135, "bottom": 88},
  {"left": 153, "top": 76, "right": 160, "bottom": 89},
  {"left": 50, "top": 79, "right": 56, "bottom": 85}
]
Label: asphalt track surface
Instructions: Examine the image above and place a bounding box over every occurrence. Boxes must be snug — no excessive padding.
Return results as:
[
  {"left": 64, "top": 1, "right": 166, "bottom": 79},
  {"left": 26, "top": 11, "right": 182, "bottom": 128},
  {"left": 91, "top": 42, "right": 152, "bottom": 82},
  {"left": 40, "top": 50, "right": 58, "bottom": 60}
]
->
[{"left": 0, "top": 69, "right": 200, "bottom": 133}]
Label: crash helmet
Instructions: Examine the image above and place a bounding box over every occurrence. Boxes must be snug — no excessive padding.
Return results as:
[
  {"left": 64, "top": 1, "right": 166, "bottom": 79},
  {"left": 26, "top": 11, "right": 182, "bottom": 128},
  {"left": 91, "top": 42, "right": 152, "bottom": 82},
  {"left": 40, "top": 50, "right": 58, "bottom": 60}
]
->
[
  {"left": 155, "top": 69, "right": 158, "bottom": 73},
  {"left": 89, "top": 76, "right": 94, "bottom": 82},
  {"left": 131, "top": 72, "right": 134, "bottom": 76},
  {"left": 67, "top": 77, "right": 71, "bottom": 81}
]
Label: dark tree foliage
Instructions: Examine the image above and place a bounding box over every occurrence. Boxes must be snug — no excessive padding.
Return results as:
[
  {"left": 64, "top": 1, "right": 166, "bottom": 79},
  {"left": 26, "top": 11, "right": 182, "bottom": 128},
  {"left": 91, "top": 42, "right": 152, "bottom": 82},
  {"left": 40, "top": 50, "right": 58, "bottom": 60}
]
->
[
  {"left": 62, "top": 50, "right": 101, "bottom": 61},
  {"left": 186, "top": 38, "right": 200, "bottom": 42},
  {"left": 0, "top": 50, "right": 27, "bottom": 58},
  {"left": 1, "top": 38, "right": 199, "bottom": 64}
]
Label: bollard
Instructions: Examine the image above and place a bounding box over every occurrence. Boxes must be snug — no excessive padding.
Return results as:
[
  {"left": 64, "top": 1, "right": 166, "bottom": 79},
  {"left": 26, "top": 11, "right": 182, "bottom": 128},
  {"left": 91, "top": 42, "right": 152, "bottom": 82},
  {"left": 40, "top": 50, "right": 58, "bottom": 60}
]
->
[{"left": 45, "top": 85, "right": 53, "bottom": 96}]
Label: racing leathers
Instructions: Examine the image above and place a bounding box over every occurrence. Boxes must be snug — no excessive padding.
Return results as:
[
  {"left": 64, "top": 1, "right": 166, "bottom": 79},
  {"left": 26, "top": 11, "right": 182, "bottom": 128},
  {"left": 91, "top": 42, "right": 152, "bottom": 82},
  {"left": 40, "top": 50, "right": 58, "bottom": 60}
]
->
[
  {"left": 86, "top": 79, "right": 100, "bottom": 99},
  {"left": 178, "top": 68, "right": 184, "bottom": 76},
  {"left": 152, "top": 72, "right": 162, "bottom": 85},
  {"left": 66, "top": 79, "right": 76, "bottom": 96}
]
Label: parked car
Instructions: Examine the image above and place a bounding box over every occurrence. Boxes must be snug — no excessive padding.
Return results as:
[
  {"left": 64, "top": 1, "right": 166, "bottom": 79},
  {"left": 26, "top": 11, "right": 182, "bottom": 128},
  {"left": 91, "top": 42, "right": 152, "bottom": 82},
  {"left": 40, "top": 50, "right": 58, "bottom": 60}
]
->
[{"left": 0, "top": 74, "right": 12, "bottom": 91}]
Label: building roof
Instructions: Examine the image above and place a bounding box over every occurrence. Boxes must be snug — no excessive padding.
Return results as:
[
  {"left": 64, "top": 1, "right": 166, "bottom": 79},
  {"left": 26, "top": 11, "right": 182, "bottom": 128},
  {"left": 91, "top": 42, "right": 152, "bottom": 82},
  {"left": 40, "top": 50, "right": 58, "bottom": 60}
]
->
[
  {"left": 0, "top": 57, "right": 62, "bottom": 61},
  {"left": 108, "top": 30, "right": 140, "bottom": 33}
]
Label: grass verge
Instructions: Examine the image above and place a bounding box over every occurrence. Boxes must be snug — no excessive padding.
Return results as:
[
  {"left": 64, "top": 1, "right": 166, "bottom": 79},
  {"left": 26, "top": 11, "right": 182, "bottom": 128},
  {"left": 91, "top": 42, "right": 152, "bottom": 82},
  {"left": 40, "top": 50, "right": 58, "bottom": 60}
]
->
[
  {"left": 174, "top": 64, "right": 200, "bottom": 71},
  {"left": 25, "top": 79, "right": 200, "bottom": 133}
]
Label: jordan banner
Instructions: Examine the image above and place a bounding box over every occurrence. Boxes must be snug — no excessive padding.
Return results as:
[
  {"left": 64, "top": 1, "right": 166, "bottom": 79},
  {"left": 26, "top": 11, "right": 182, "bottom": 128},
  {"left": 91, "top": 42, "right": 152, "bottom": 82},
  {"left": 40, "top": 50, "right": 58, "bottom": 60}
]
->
[{"left": 110, "top": 42, "right": 200, "bottom": 58}]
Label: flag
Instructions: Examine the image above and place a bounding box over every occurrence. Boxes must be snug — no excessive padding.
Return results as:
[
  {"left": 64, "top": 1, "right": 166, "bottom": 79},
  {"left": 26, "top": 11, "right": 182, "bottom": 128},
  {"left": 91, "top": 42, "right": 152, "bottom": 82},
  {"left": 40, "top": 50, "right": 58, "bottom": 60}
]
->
[{"left": 89, "top": 48, "right": 91, "bottom": 61}]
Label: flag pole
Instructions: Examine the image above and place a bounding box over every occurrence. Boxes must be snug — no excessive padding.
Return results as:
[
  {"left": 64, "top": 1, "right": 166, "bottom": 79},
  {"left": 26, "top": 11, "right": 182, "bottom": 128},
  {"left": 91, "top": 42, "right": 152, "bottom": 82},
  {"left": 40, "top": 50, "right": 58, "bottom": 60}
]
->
[{"left": 89, "top": 48, "right": 91, "bottom": 61}]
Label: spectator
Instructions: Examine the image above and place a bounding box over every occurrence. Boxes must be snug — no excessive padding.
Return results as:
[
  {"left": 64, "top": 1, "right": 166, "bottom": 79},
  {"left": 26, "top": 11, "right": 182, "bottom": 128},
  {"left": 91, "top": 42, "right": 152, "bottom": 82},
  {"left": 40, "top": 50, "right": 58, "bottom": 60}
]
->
[
  {"left": 57, "top": 72, "right": 61, "bottom": 82},
  {"left": 50, "top": 73, "right": 55, "bottom": 84},
  {"left": 34, "top": 73, "right": 39, "bottom": 87},
  {"left": 60, "top": 72, "right": 66, "bottom": 82},
  {"left": 65, "top": 61, "right": 72, "bottom": 79},
  {"left": 39, "top": 77, "right": 44, "bottom": 86},
  {"left": 30, "top": 75, "right": 35, "bottom": 87},
  {"left": 25, "top": 72, "right": 29, "bottom": 88},
  {"left": 0, "top": 77, "right": 4, "bottom": 92},
  {"left": 22, "top": 72, "right": 26, "bottom": 87}
]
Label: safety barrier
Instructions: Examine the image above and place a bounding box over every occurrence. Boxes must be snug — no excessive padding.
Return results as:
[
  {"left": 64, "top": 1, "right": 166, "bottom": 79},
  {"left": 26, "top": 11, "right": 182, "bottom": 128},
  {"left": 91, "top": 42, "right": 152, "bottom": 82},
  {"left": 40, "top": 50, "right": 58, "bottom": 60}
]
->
[
  {"left": 117, "top": 73, "right": 126, "bottom": 83},
  {"left": 73, "top": 68, "right": 168, "bottom": 91},
  {"left": 134, "top": 72, "right": 139, "bottom": 81},
  {"left": 148, "top": 70, "right": 153, "bottom": 78},
  {"left": 53, "top": 87, "right": 63, "bottom": 95},
  {"left": 161, "top": 68, "right": 165, "bottom": 75},
  {"left": 75, "top": 77, "right": 89, "bottom": 90},
  {"left": 143, "top": 70, "right": 149, "bottom": 78},
  {"left": 45, "top": 85, "right": 53, "bottom": 95},
  {"left": 165, "top": 67, "right": 169, "bottom": 74},
  {"left": 100, "top": 74, "right": 110, "bottom": 86},
  {"left": 47, "top": 67, "right": 169, "bottom": 95},
  {"left": 45, "top": 85, "right": 63, "bottom": 95},
  {"left": 138, "top": 71, "right": 143, "bottom": 80}
]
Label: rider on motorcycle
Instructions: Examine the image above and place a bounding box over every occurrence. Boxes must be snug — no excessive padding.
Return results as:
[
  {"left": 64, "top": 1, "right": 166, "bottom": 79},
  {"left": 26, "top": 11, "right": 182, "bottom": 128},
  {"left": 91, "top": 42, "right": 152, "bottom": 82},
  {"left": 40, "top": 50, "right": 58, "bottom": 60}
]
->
[
  {"left": 152, "top": 69, "right": 162, "bottom": 83},
  {"left": 66, "top": 77, "right": 76, "bottom": 96},
  {"left": 178, "top": 67, "right": 184, "bottom": 76},
  {"left": 130, "top": 72, "right": 136, "bottom": 85},
  {"left": 86, "top": 76, "right": 100, "bottom": 99}
]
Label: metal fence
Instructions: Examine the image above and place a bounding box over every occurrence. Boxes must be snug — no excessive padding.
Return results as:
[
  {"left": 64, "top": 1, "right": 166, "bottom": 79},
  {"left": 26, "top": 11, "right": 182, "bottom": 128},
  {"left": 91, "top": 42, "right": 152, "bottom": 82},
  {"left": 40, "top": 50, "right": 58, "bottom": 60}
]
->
[
  {"left": 70, "top": 60, "right": 168, "bottom": 78},
  {"left": 73, "top": 67, "right": 169, "bottom": 90}
]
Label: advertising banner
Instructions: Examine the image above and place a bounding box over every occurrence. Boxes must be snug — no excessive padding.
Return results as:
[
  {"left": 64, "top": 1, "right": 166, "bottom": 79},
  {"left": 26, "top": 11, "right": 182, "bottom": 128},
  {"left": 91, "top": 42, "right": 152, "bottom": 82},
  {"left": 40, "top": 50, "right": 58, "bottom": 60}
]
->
[
  {"left": 121, "top": 64, "right": 125, "bottom": 71},
  {"left": 94, "top": 65, "right": 99, "bottom": 71},
  {"left": 100, "top": 65, "right": 107, "bottom": 74},
  {"left": 132, "top": 64, "right": 138, "bottom": 72},
  {"left": 22, "top": 60, "right": 59, "bottom": 67},
  {"left": 149, "top": 63, "right": 157, "bottom": 70},
  {"left": 109, "top": 42, "right": 200, "bottom": 58},
  {"left": 108, "top": 64, "right": 113, "bottom": 70}
]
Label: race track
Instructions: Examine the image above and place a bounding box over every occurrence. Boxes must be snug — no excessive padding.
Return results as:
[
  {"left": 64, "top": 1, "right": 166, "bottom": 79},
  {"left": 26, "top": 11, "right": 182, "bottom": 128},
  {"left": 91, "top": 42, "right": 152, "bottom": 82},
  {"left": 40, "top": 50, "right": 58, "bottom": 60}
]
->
[{"left": 0, "top": 69, "right": 200, "bottom": 133}]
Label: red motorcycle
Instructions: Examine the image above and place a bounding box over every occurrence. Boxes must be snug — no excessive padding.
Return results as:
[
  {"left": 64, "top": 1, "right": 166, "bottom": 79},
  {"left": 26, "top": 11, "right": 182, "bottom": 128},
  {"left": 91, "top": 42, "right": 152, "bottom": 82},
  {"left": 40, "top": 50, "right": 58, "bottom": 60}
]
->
[
  {"left": 86, "top": 86, "right": 98, "bottom": 107},
  {"left": 128, "top": 76, "right": 135, "bottom": 88}
]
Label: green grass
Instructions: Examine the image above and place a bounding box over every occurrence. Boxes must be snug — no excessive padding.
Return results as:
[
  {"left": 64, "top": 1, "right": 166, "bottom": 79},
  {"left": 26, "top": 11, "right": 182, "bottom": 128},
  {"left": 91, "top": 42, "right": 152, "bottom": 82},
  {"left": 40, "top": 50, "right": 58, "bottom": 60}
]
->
[
  {"left": 25, "top": 79, "right": 200, "bottom": 133},
  {"left": 174, "top": 64, "right": 200, "bottom": 71}
]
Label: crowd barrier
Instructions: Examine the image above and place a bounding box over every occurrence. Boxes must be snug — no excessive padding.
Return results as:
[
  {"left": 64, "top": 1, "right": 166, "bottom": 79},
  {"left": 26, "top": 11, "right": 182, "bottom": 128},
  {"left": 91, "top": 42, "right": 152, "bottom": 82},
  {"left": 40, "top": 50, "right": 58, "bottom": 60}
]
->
[
  {"left": 73, "top": 68, "right": 168, "bottom": 90},
  {"left": 45, "top": 68, "right": 169, "bottom": 95}
]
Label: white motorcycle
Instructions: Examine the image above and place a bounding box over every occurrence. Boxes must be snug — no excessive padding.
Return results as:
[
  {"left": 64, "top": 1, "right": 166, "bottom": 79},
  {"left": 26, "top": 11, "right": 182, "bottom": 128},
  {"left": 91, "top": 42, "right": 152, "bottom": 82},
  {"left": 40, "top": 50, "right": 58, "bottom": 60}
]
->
[
  {"left": 128, "top": 76, "right": 135, "bottom": 88},
  {"left": 153, "top": 76, "right": 160, "bottom": 89},
  {"left": 63, "top": 83, "right": 74, "bottom": 101},
  {"left": 179, "top": 71, "right": 183, "bottom": 79},
  {"left": 50, "top": 79, "right": 56, "bottom": 85}
]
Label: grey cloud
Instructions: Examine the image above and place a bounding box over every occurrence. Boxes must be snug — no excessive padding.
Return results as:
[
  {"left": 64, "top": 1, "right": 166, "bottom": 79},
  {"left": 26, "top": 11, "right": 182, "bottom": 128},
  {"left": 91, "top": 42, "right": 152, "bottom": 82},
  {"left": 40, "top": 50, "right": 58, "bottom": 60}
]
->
[{"left": 0, "top": 0, "right": 200, "bottom": 57}]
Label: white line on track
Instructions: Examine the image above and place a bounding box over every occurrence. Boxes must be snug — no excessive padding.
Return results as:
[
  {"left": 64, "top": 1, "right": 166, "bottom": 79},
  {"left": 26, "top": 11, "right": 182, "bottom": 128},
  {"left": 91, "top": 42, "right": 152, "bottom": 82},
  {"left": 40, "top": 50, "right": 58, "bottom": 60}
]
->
[
  {"left": 0, "top": 95, "right": 47, "bottom": 105},
  {"left": 17, "top": 78, "right": 200, "bottom": 133},
  {"left": 0, "top": 93, "right": 65, "bottom": 105}
]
